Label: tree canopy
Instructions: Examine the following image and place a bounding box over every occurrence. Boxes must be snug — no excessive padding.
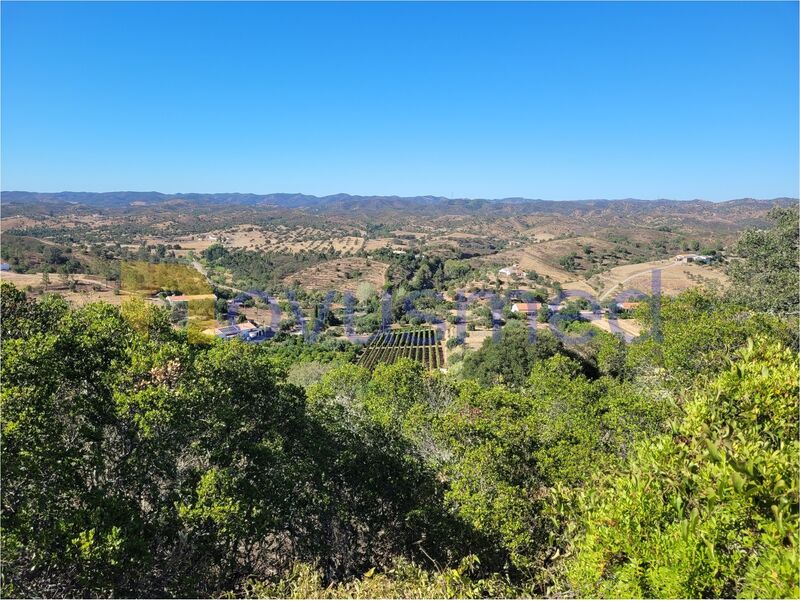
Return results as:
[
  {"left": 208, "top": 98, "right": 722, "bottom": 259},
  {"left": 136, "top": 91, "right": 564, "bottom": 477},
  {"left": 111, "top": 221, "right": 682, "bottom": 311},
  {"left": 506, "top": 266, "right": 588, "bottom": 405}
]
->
[{"left": 1, "top": 201, "right": 798, "bottom": 600}]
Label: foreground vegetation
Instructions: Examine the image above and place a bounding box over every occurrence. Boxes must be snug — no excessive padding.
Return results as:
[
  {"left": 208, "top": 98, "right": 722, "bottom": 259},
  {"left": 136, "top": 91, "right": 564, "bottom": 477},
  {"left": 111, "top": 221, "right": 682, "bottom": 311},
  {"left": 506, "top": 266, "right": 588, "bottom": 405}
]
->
[{"left": 1, "top": 209, "right": 798, "bottom": 598}]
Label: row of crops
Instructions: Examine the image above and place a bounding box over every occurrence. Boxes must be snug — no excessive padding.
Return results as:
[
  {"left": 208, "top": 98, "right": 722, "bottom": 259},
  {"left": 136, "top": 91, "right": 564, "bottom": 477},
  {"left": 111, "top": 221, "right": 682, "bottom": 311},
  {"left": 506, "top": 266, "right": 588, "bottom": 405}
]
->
[{"left": 358, "top": 327, "right": 445, "bottom": 371}]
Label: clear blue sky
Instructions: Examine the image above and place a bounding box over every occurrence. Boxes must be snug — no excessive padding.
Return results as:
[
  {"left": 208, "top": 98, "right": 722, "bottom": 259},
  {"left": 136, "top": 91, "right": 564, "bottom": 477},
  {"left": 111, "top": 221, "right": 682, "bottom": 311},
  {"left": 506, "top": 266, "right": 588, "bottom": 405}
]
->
[{"left": 2, "top": 1, "right": 798, "bottom": 200}]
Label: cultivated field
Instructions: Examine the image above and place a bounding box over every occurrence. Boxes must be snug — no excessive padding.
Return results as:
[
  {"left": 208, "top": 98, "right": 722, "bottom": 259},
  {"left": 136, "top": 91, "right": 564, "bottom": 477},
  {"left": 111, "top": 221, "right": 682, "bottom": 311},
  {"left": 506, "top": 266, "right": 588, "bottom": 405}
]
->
[{"left": 358, "top": 327, "right": 444, "bottom": 370}]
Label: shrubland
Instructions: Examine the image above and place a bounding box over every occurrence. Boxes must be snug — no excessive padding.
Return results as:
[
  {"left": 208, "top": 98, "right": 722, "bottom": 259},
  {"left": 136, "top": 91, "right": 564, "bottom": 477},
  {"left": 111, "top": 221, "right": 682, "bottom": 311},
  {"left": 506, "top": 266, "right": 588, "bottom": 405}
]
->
[{"left": 1, "top": 209, "right": 798, "bottom": 598}]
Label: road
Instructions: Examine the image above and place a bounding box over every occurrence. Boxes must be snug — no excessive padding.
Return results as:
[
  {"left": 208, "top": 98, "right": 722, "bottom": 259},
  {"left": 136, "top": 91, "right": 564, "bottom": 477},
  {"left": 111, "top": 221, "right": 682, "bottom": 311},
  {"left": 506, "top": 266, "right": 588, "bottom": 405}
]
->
[
  {"left": 598, "top": 260, "right": 683, "bottom": 301},
  {"left": 191, "top": 259, "right": 248, "bottom": 296}
]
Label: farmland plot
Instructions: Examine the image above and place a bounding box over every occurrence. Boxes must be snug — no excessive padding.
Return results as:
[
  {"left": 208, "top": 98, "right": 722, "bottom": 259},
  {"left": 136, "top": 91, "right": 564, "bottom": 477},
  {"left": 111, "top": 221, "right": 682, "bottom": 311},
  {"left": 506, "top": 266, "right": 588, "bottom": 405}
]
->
[{"left": 358, "top": 327, "right": 444, "bottom": 371}]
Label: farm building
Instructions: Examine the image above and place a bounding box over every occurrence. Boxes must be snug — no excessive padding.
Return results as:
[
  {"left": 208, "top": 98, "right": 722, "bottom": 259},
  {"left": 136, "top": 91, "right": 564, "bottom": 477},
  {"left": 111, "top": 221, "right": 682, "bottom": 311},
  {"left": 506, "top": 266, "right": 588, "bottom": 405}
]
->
[
  {"left": 165, "top": 293, "right": 216, "bottom": 305},
  {"left": 675, "top": 254, "right": 713, "bottom": 264},
  {"left": 203, "top": 321, "right": 264, "bottom": 340},
  {"left": 511, "top": 302, "right": 542, "bottom": 315},
  {"left": 498, "top": 264, "right": 523, "bottom": 278}
]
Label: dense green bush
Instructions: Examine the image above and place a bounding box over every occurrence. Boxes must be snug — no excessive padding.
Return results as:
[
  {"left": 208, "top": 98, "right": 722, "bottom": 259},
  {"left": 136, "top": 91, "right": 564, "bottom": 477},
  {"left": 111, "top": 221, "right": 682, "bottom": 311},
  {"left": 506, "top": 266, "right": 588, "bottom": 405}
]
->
[
  {"left": 565, "top": 339, "right": 799, "bottom": 598},
  {"left": 2, "top": 275, "right": 797, "bottom": 598}
]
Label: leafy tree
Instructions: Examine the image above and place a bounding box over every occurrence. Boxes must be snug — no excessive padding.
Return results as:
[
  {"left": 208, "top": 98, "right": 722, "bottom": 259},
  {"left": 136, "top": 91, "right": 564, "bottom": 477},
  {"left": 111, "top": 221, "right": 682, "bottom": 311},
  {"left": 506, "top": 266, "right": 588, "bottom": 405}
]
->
[
  {"left": 1, "top": 280, "right": 797, "bottom": 598},
  {"left": 727, "top": 206, "right": 799, "bottom": 317},
  {"left": 0, "top": 286, "right": 466, "bottom": 596},
  {"left": 558, "top": 252, "right": 578, "bottom": 272},
  {"left": 527, "top": 355, "right": 671, "bottom": 486},
  {"left": 630, "top": 289, "right": 794, "bottom": 386},
  {"left": 443, "top": 259, "right": 472, "bottom": 282},
  {"left": 565, "top": 339, "right": 799, "bottom": 598},
  {"left": 356, "top": 281, "right": 378, "bottom": 304},
  {"left": 246, "top": 555, "right": 526, "bottom": 599},
  {"left": 461, "top": 323, "right": 563, "bottom": 388},
  {"left": 537, "top": 305, "right": 551, "bottom": 323}
]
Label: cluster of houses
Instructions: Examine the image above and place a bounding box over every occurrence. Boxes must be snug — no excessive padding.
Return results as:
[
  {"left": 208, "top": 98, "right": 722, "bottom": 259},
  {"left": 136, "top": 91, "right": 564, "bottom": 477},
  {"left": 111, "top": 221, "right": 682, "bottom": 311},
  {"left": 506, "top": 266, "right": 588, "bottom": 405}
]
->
[
  {"left": 161, "top": 286, "right": 642, "bottom": 344},
  {"left": 509, "top": 300, "right": 640, "bottom": 316}
]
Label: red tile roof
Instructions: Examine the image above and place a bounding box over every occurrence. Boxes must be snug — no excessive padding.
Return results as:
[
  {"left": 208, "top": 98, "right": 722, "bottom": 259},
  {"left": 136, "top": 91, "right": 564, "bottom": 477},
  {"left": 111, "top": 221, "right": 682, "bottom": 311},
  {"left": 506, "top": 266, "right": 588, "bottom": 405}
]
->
[{"left": 512, "top": 302, "right": 542, "bottom": 312}]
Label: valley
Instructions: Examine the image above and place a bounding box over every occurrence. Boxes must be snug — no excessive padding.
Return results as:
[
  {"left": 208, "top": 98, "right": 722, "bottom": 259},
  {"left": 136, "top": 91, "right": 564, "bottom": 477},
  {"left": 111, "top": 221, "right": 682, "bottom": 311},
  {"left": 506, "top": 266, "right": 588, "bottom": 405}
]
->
[{"left": 0, "top": 192, "right": 784, "bottom": 363}]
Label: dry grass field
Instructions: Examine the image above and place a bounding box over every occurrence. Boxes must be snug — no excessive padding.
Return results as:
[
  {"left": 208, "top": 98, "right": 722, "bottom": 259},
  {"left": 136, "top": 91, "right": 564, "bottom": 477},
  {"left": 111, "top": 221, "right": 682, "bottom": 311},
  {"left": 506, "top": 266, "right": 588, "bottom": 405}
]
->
[
  {"left": 460, "top": 327, "right": 496, "bottom": 352},
  {"left": 476, "top": 246, "right": 576, "bottom": 282},
  {"left": 46, "top": 287, "right": 131, "bottom": 307},
  {"left": 271, "top": 236, "right": 365, "bottom": 253},
  {"left": 218, "top": 225, "right": 271, "bottom": 249},
  {"left": 0, "top": 271, "right": 132, "bottom": 306},
  {"left": 138, "top": 225, "right": 367, "bottom": 255},
  {"left": 282, "top": 257, "right": 388, "bottom": 292},
  {"left": 143, "top": 236, "right": 219, "bottom": 256},
  {"left": 0, "top": 216, "right": 41, "bottom": 231},
  {"left": 592, "top": 259, "right": 730, "bottom": 299},
  {"left": 363, "top": 238, "right": 408, "bottom": 252},
  {"left": 1, "top": 271, "right": 43, "bottom": 288},
  {"left": 526, "top": 236, "right": 617, "bottom": 264}
]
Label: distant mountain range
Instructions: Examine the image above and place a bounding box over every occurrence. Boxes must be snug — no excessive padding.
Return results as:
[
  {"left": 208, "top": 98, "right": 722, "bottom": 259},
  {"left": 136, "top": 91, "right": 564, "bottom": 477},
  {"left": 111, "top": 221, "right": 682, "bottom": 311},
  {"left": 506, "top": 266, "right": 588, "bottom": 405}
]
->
[{"left": 2, "top": 190, "right": 796, "bottom": 213}]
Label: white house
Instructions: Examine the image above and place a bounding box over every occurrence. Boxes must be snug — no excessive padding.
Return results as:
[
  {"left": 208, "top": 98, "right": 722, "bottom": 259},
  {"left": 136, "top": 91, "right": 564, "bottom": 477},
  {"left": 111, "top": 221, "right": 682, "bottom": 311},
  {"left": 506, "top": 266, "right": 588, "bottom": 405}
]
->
[
  {"left": 204, "top": 321, "right": 264, "bottom": 340},
  {"left": 676, "top": 253, "right": 713, "bottom": 264},
  {"left": 499, "top": 264, "right": 523, "bottom": 278}
]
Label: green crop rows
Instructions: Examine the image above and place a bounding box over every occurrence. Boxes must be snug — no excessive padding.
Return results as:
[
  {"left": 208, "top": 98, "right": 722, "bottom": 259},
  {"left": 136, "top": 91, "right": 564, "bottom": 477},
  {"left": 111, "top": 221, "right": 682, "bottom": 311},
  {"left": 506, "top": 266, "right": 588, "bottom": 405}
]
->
[{"left": 358, "top": 327, "right": 444, "bottom": 371}]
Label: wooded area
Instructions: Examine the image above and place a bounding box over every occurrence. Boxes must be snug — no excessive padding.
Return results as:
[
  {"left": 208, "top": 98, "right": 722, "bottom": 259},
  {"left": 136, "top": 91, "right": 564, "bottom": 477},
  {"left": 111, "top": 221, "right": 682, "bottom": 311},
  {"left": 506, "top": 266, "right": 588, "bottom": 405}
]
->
[{"left": 1, "top": 208, "right": 798, "bottom": 598}]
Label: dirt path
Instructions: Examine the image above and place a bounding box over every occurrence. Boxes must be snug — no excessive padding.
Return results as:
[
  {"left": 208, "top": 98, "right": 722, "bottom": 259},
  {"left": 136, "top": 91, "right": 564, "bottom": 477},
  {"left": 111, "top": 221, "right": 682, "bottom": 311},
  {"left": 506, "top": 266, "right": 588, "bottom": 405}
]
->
[{"left": 598, "top": 260, "right": 683, "bottom": 301}]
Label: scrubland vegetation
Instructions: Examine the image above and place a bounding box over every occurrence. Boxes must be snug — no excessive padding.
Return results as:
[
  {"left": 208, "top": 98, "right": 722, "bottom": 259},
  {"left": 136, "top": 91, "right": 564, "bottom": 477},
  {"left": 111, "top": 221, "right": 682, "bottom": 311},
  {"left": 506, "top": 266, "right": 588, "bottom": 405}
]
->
[{"left": 1, "top": 207, "right": 797, "bottom": 598}]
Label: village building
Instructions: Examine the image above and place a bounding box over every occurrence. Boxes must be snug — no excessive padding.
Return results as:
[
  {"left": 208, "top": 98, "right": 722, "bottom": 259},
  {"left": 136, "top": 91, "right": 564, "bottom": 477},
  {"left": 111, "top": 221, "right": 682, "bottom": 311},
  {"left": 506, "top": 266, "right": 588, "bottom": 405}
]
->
[
  {"left": 165, "top": 293, "right": 216, "bottom": 305},
  {"left": 675, "top": 253, "right": 713, "bottom": 264},
  {"left": 203, "top": 321, "right": 265, "bottom": 340},
  {"left": 498, "top": 264, "right": 524, "bottom": 278},
  {"left": 511, "top": 302, "right": 542, "bottom": 315}
]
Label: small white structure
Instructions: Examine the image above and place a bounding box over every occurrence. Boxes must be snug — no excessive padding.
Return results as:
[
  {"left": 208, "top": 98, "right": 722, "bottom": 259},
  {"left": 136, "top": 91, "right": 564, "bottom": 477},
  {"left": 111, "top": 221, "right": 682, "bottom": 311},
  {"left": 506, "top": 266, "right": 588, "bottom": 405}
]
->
[
  {"left": 676, "top": 254, "right": 713, "bottom": 264},
  {"left": 204, "top": 321, "right": 264, "bottom": 340},
  {"left": 499, "top": 264, "right": 523, "bottom": 278}
]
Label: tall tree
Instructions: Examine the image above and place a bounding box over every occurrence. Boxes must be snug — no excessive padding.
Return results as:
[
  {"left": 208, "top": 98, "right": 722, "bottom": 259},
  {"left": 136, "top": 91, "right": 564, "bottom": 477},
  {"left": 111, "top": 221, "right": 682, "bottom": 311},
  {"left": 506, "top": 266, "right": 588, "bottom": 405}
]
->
[{"left": 727, "top": 206, "right": 799, "bottom": 316}]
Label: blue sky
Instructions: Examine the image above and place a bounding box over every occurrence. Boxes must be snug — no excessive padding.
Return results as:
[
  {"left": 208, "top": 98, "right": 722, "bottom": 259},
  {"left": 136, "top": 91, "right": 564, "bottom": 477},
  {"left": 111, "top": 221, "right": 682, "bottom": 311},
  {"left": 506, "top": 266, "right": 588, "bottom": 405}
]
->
[{"left": 2, "top": 1, "right": 798, "bottom": 200}]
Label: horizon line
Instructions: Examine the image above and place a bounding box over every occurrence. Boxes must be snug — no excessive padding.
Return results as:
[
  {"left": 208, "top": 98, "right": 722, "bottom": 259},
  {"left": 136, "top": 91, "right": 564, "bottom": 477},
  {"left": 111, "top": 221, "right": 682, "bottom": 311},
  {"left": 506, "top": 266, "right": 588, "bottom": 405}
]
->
[{"left": 2, "top": 190, "right": 798, "bottom": 204}]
